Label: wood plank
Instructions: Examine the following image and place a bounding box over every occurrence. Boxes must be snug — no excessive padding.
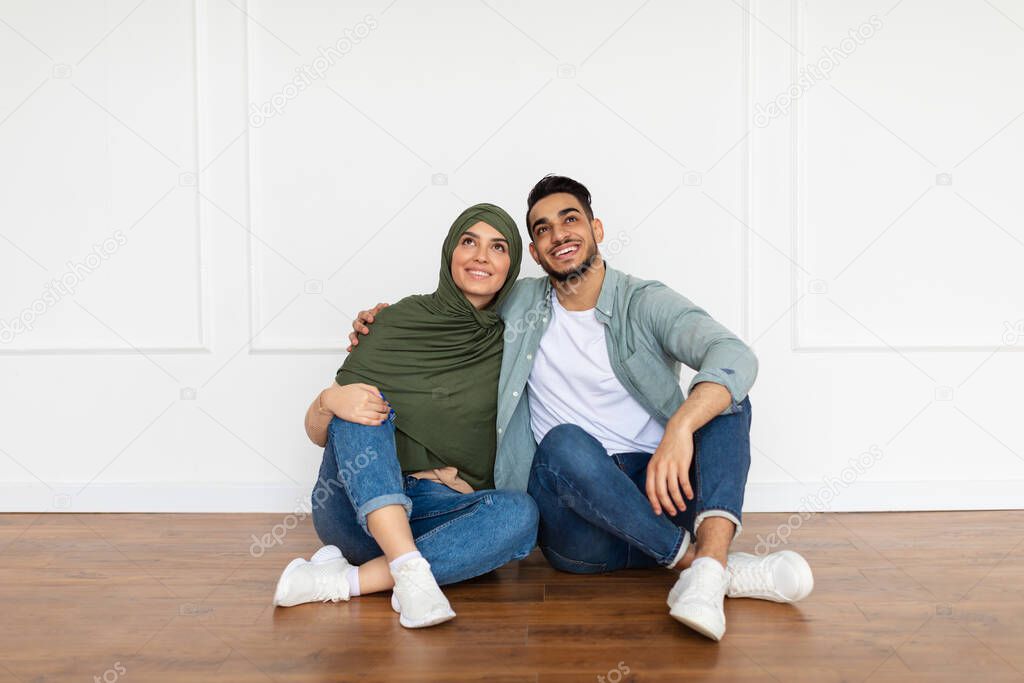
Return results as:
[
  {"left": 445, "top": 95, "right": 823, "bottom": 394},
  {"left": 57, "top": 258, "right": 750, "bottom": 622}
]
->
[{"left": 0, "top": 511, "right": 1021, "bottom": 681}]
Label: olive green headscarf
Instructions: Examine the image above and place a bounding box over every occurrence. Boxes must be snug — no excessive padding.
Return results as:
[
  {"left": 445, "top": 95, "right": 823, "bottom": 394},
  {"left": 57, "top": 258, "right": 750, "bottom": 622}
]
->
[{"left": 334, "top": 203, "right": 522, "bottom": 489}]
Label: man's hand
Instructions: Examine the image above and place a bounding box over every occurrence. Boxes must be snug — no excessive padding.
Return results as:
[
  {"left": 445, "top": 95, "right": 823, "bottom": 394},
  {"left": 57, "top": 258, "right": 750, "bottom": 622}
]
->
[
  {"left": 346, "top": 303, "right": 389, "bottom": 351},
  {"left": 645, "top": 428, "right": 695, "bottom": 516},
  {"left": 322, "top": 383, "right": 390, "bottom": 426},
  {"left": 645, "top": 382, "right": 733, "bottom": 516}
]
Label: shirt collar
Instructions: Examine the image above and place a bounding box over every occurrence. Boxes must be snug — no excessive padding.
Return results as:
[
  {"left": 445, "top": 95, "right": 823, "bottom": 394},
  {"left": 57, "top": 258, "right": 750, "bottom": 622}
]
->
[
  {"left": 540, "top": 262, "right": 621, "bottom": 322},
  {"left": 595, "top": 263, "right": 621, "bottom": 321}
]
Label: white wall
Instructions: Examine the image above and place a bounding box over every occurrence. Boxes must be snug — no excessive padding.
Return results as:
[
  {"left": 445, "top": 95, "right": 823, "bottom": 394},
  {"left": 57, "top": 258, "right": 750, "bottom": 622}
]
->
[{"left": 1, "top": 0, "right": 1021, "bottom": 512}]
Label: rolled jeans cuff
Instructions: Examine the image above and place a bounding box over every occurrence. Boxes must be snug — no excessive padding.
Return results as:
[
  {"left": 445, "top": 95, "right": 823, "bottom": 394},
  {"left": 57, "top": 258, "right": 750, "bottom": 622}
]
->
[
  {"left": 694, "top": 509, "right": 742, "bottom": 541},
  {"left": 662, "top": 529, "right": 691, "bottom": 568},
  {"left": 356, "top": 493, "right": 412, "bottom": 534}
]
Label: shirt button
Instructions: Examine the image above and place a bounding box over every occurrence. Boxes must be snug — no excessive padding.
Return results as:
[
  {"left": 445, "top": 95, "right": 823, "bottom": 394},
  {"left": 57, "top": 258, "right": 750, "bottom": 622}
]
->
[
  {"left": 542, "top": 317, "right": 548, "bottom": 322},
  {"left": 526, "top": 354, "right": 533, "bottom": 360},
  {"left": 512, "top": 391, "right": 519, "bottom": 397},
  {"left": 497, "top": 428, "right": 503, "bottom": 434}
]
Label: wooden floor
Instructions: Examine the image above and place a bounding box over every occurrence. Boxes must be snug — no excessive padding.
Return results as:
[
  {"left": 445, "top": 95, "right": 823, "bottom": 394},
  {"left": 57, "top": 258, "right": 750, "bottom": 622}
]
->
[{"left": 1, "top": 511, "right": 1022, "bottom": 682}]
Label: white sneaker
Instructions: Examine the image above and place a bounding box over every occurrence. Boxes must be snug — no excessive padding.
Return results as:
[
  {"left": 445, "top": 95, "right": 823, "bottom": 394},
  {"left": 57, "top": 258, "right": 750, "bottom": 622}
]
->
[
  {"left": 390, "top": 557, "right": 456, "bottom": 629},
  {"left": 272, "top": 545, "right": 352, "bottom": 607},
  {"left": 668, "top": 559, "right": 729, "bottom": 641},
  {"left": 726, "top": 550, "right": 814, "bottom": 603}
]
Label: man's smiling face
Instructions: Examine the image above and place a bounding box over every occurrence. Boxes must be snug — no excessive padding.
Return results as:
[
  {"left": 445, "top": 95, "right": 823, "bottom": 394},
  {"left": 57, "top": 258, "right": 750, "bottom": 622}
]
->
[{"left": 527, "top": 192, "right": 604, "bottom": 282}]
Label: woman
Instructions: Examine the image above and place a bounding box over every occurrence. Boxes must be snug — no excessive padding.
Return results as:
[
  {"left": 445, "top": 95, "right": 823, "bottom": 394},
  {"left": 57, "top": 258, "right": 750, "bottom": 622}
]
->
[{"left": 273, "top": 203, "right": 538, "bottom": 628}]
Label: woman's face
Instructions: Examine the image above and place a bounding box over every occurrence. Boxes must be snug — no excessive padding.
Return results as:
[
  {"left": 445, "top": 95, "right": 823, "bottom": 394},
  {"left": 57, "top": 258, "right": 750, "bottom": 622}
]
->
[{"left": 450, "top": 221, "right": 512, "bottom": 309}]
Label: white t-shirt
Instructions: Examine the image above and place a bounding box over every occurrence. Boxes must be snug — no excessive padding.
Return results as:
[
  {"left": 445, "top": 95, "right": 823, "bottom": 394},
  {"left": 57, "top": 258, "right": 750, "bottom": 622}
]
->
[{"left": 527, "top": 290, "right": 665, "bottom": 455}]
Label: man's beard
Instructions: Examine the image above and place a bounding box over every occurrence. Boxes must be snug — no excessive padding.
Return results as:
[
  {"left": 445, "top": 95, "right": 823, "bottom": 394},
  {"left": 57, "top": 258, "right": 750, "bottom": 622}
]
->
[{"left": 541, "top": 241, "right": 601, "bottom": 283}]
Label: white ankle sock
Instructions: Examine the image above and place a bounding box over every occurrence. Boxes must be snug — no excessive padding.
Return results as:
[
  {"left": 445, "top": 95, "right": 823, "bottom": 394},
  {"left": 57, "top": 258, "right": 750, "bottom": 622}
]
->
[
  {"left": 389, "top": 550, "right": 422, "bottom": 572},
  {"left": 346, "top": 566, "right": 361, "bottom": 597}
]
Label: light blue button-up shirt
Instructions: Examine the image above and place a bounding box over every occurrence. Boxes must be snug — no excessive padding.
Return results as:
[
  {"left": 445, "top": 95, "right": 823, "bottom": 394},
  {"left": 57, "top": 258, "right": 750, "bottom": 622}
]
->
[{"left": 493, "top": 265, "right": 758, "bottom": 491}]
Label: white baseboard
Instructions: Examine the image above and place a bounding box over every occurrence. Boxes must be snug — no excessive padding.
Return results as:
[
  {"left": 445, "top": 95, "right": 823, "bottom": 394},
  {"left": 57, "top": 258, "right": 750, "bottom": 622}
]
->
[
  {"left": 1, "top": 483, "right": 315, "bottom": 513},
  {"left": 743, "top": 480, "right": 1023, "bottom": 512},
  {"left": 1, "top": 480, "right": 1020, "bottom": 513}
]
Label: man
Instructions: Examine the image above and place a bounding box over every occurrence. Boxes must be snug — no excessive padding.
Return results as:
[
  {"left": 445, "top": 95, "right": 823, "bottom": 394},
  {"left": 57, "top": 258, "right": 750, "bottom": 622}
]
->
[{"left": 350, "top": 175, "right": 813, "bottom": 640}]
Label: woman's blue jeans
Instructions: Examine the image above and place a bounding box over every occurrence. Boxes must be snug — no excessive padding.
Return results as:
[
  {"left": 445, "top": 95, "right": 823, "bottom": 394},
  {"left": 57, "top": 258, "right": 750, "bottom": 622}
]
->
[
  {"left": 527, "top": 398, "right": 752, "bottom": 573},
  {"left": 311, "top": 417, "right": 539, "bottom": 585}
]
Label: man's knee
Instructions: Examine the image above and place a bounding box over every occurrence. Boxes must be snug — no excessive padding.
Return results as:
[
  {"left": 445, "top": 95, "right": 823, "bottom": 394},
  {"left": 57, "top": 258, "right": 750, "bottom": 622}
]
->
[
  {"left": 533, "top": 423, "right": 603, "bottom": 470},
  {"left": 529, "top": 425, "right": 611, "bottom": 504}
]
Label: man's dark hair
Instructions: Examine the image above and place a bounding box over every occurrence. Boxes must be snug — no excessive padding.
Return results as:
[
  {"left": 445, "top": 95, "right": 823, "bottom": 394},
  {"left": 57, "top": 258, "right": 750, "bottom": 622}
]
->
[{"left": 526, "top": 175, "right": 594, "bottom": 238}]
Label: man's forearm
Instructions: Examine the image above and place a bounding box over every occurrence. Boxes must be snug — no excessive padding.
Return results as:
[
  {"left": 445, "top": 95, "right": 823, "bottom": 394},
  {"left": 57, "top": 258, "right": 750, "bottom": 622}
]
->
[
  {"left": 666, "top": 382, "right": 733, "bottom": 436},
  {"left": 646, "top": 381, "right": 733, "bottom": 517}
]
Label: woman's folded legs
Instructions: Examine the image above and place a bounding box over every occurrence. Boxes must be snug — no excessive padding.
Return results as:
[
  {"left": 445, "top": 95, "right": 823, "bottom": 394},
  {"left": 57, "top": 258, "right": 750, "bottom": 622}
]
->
[
  {"left": 288, "top": 417, "right": 455, "bottom": 627},
  {"left": 313, "top": 421, "right": 538, "bottom": 575},
  {"left": 276, "top": 418, "right": 538, "bottom": 628}
]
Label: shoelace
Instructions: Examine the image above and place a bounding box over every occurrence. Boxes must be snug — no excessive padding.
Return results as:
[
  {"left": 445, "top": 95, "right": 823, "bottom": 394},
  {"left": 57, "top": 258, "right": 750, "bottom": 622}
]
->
[
  {"left": 679, "top": 564, "right": 728, "bottom": 603},
  {"left": 395, "top": 564, "right": 437, "bottom": 598},
  {"left": 693, "top": 565, "right": 727, "bottom": 593},
  {"left": 728, "top": 559, "right": 774, "bottom": 596},
  {"left": 311, "top": 563, "right": 344, "bottom": 603},
  {"left": 393, "top": 562, "right": 449, "bottom": 610}
]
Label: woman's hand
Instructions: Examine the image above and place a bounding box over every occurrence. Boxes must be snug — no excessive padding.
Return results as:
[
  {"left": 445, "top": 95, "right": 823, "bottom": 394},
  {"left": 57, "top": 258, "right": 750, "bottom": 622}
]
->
[
  {"left": 322, "top": 383, "right": 390, "bottom": 426},
  {"left": 346, "top": 303, "right": 389, "bottom": 351}
]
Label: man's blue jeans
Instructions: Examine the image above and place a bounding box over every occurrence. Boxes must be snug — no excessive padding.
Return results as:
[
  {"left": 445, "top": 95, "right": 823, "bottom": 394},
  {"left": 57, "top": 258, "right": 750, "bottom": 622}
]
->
[
  {"left": 527, "top": 398, "right": 751, "bottom": 573},
  {"left": 311, "top": 417, "right": 539, "bottom": 585}
]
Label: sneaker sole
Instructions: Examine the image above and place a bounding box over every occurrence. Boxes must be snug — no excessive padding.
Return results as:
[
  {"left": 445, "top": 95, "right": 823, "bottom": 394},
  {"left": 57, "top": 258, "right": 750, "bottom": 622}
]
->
[
  {"left": 391, "top": 591, "right": 456, "bottom": 628},
  {"left": 670, "top": 609, "right": 724, "bottom": 641},
  {"left": 399, "top": 608, "right": 456, "bottom": 629}
]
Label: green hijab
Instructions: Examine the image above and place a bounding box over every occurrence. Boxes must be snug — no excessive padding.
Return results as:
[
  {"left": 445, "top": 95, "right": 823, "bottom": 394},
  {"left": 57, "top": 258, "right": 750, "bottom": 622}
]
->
[{"left": 334, "top": 203, "right": 522, "bottom": 489}]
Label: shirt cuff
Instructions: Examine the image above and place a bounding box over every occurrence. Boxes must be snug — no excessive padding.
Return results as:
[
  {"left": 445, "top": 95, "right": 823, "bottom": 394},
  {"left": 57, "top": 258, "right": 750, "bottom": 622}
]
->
[{"left": 688, "top": 370, "right": 744, "bottom": 414}]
